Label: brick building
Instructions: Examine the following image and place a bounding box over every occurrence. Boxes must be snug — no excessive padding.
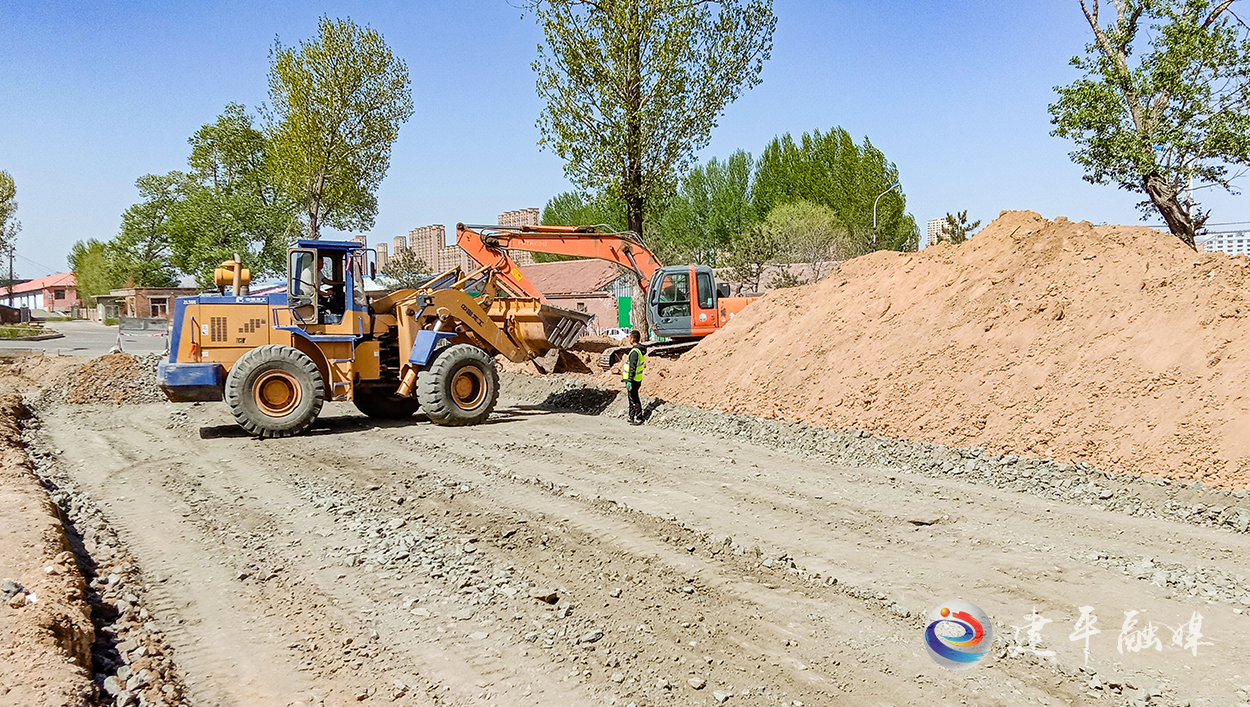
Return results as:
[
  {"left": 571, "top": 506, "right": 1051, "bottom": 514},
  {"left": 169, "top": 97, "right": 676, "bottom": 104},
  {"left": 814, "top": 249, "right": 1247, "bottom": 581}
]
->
[{"left": 95, "top": 287, "right": 198, "bottom": 322}]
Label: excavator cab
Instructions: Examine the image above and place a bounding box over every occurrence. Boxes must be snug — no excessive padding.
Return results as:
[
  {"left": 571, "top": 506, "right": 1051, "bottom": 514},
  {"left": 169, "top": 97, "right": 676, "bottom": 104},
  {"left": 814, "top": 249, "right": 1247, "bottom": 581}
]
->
[{"left": 649, "top": 265, "right": 725, "bottom": 339}]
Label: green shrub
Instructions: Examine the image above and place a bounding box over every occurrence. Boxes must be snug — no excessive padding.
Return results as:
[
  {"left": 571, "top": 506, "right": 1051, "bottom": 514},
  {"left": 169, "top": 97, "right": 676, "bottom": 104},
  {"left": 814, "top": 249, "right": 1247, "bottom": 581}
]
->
[
  {"left": 104, "top": 318, "right": 119, "bottom": 327},
  {"left": 0, "top": 324, "right": 45, "bottom": 339}
]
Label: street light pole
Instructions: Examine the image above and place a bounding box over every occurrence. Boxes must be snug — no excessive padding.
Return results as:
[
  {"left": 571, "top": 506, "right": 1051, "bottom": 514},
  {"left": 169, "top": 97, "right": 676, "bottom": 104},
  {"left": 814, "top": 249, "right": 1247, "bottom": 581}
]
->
[{"left": 872, "top": 181, "right": 902, "bottom": 245}]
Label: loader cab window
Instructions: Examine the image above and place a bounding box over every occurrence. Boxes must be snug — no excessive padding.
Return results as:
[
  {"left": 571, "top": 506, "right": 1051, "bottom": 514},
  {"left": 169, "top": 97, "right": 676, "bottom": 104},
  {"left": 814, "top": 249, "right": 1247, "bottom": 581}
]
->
[
  {"left": 657, "top": 272, "right": 691, "bottom": 318},
  {"left": 290, "top": 250, "right": 316, "bottom": 298},
  {"left": 696, "top": 271, "right": 715, "bottom": 310},
  {"left": 319, "top": 253, "right": 346, "bottom": 324},
  {"left": 350, "top": 252, "right": 367, "bottom": 309}
]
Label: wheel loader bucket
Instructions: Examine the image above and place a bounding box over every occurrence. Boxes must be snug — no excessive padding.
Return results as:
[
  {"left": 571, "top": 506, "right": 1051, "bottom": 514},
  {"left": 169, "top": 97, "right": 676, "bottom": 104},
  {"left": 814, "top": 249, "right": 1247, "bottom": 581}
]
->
[{"left": 487, "top": 299, "right": 594, "bottom": 355}]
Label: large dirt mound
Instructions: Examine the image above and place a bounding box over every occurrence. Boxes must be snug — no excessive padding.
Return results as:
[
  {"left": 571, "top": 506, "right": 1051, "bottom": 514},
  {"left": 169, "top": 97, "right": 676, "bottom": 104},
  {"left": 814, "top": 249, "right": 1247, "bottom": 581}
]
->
[{"left": 650, "top": 211, "right": 1250, "bottom": 490}]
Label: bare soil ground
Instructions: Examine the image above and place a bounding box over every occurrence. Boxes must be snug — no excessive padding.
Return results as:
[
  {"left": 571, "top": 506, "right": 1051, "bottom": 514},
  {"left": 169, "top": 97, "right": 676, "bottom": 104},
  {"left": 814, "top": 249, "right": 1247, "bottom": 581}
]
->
[{"left": 15, "top": 372, "right": 1250, "bottom": 707}]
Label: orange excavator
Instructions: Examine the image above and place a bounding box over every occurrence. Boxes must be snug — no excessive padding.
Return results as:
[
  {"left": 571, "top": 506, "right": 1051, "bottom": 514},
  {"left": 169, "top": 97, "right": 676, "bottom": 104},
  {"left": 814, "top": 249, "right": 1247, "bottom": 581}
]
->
[{"left": 454, "top": 222, "right": 755, "bottom": 368}]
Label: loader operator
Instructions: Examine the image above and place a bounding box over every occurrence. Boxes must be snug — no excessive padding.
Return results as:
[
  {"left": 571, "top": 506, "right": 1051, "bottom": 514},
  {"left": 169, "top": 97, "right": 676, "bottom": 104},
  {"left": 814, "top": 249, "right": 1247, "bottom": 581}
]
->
[
  {"left": 623, "top": 330, "right": 646, "bottom": 425},
  {"left": 318, "top": 254, "right": 346, "bottom": 325}
]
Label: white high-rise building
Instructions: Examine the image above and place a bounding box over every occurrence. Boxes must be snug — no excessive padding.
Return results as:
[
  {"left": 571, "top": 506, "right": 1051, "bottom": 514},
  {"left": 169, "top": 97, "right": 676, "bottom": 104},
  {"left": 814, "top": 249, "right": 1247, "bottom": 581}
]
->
[
  {"left": 1200, "top": 230, "right": 1250, "bottom": 256},
  {"left": 923, "top": 218, "right": 946, "bottom": 249}
]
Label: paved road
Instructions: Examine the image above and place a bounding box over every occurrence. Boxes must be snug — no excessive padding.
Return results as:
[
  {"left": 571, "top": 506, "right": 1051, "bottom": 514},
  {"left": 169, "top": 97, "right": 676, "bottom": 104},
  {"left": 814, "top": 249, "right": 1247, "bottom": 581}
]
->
[{"left": 0, "top": 320, "right": 169, "bottom": 358}]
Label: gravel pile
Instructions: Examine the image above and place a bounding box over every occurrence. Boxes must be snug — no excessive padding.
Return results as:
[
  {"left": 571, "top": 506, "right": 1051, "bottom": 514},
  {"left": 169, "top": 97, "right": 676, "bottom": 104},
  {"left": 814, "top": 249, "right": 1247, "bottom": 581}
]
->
[
  {"left": 27, "top": 354, "right": 164, "bottom": 410},
  {"left": 22, "top": 432, "right": 187, "bottom": 707}
]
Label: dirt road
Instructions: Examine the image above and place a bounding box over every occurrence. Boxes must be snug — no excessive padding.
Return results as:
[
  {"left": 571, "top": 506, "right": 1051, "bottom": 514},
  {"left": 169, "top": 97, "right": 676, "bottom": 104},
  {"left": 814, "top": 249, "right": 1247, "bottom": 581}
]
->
[{"left": 23, "top": 376, "right": 1250, "bottom": 707}]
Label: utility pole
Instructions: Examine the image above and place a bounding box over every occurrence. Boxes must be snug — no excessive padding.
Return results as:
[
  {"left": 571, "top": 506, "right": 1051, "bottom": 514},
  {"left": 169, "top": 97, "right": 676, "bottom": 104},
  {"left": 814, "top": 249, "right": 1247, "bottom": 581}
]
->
[{"left": 6, "top": 247, "right": 11, "bottom": 306}]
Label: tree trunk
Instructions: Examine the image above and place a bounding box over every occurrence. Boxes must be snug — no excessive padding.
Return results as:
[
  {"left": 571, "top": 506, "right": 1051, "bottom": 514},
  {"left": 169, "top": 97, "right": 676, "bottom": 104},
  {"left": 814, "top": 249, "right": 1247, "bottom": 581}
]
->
[
  {"left": 1143, "top": 172, "right": 1197, "bottom": 250},
  {"left": 624, "top": 3, "right": 650, "bottom": 338}
]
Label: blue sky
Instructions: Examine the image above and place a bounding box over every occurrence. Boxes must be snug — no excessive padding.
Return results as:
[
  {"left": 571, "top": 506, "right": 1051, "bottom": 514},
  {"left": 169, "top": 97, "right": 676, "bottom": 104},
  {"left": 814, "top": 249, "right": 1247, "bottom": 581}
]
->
[{"left": 1, "top": 1, "right": 1244, "bottom": 278}]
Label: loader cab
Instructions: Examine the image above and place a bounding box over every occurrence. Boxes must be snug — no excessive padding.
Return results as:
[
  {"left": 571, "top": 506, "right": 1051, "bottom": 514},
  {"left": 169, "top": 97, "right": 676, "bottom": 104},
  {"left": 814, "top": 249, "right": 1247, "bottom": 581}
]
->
[
  {"left": 648, "top": 264, "right": 728, "bottom": 339},
  {"left": 287, "top": 239, "right": 368, "bottom": 336}
]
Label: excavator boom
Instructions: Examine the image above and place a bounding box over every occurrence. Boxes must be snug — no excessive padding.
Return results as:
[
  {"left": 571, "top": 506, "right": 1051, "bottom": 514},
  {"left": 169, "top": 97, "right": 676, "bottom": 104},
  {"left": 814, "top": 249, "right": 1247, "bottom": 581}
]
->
[{"left": 456, "top": 223, "right": 664, "bottom": 300}]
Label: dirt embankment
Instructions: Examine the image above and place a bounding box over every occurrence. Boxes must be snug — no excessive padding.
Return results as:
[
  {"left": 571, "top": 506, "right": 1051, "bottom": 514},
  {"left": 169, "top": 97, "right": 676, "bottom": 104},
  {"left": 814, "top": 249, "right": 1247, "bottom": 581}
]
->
[
  {"left": 0, "top": 393, "right": 95, "bottom": 705},
  {"left": 650, "top": 211, "right": 1250, "bottom": 490}
]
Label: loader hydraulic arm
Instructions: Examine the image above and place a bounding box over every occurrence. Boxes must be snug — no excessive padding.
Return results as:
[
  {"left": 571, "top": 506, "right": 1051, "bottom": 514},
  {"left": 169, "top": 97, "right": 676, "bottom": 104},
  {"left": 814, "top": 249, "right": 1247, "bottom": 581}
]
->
[{"left": 456, "top": 223, "right": 664, "bottom": 300}]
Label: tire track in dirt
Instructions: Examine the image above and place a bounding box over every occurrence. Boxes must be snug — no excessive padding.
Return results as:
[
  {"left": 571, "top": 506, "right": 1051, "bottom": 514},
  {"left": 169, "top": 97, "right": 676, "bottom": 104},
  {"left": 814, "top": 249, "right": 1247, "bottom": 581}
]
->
[{"left": 33, "top": 397, "right": 1250, "bottom": 706}]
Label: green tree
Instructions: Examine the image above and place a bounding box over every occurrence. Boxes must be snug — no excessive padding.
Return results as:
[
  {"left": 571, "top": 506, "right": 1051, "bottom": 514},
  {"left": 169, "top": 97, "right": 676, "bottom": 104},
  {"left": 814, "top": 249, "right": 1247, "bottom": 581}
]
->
[
  {"left": 937, "top": 210, "right": 981, "bottom": 244},
  {"left": 538, "top": 191, "right": 628, "bottom": 262},
  {"left": 752, "top": 127, "right": 919, "bottom": 252},
  {"left": 1050, "top": 0, "right": 1250, "bottom": 249},
  {"left": 653, "top": 149, "right": 756, "bottom": 265},
  {"left": 723, "top": 222, "right": 780, "bottom": 293},
  {"left": 380, "top": 248, "right": 430, "bottom": 290},
  {"left": 541, "top": 190, "right": 627, "bottom": 231},
  {"left": 530, "top": 0, "right": 775, "bottom": 330},
  {"left": 108, "top": 172, "right": 184, "bottom": 287},
  {"left": 68, "top": 239, "right": 114, "bottom": 306},
  {"left": 762, "top": 201, "right": 854, "bottom": 283},
  {"left": 170, "top": 104, "right": 296, "bottom": 286},
  {"left": 0, "top": 170, "right": 20, "bottom": 279},
  {"left": 767, "top": 268, "right": 807, "bottom": 290},
  {"left": 266, "top": 17, "right": 414, "bottom": 238}
]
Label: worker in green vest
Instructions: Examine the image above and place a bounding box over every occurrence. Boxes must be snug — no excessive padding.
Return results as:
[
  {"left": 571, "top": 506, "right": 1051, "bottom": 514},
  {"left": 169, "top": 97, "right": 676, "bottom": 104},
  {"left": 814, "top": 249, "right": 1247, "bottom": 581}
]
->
[{"left": 623, "top": 329, "right": 646, "bottom": 425}]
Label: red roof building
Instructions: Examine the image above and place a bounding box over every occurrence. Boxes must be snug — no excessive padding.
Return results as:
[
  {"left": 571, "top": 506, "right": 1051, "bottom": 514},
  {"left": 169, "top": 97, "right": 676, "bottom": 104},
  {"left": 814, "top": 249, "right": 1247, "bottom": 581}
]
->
[{"left": 3, "top": 272, "right": 78, "bottom": 312}]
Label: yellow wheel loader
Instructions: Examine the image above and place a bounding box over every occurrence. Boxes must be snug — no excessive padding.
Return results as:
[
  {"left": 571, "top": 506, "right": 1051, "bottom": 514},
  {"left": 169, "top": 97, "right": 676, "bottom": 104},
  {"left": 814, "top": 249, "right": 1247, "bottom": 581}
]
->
[{"left": 156, "top": 239, "right": 591, "bottom": 437}]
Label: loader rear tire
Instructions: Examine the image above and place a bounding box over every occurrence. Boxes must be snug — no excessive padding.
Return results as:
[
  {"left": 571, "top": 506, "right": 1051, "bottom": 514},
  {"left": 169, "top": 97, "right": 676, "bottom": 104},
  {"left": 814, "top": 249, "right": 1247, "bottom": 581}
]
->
[
  {"left": 352, "top": 385, "right": 421, "bottom": 419},
  {"left": 417, "top": 344, "right": 499, "bottom": 426},
  {"left": 225, "top": 345, "right": 324, "bottom": 438}
]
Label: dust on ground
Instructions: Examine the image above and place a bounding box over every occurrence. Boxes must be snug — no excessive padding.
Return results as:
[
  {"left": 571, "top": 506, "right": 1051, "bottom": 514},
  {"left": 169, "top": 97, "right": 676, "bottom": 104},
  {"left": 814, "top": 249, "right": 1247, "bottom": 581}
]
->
[{"left": 650, "top": 211, "right": 1250, "bottom": 490}]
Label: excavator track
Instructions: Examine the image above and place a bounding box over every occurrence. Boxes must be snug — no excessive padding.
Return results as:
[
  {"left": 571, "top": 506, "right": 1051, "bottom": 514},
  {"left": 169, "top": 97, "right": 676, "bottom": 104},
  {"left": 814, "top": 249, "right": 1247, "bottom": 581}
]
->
[{"left": 597, "top": 340, "right": 699, "bottom": 371}]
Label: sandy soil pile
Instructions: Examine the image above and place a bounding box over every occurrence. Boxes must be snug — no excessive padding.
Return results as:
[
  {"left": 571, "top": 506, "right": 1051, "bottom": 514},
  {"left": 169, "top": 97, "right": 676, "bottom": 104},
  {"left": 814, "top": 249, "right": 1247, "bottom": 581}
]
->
[
  {"left": 0, "top": 394, "right": 95, "bottom": 705},
  {"left": 650, "top": 211, "right": 1250, "bottom": 490}
]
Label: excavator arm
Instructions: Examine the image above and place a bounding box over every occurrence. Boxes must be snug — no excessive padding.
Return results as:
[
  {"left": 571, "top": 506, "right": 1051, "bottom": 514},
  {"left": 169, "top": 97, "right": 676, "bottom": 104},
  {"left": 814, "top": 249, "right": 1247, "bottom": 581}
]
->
[{"left": 455, "top": 223, "right": 664, "bottom": 300}]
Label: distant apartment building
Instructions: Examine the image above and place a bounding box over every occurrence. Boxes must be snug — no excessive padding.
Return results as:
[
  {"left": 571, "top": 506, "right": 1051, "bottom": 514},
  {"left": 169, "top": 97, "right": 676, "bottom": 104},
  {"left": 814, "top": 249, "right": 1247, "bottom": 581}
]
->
[
  {"left": 495, "top": 209, "right": 539, "bottom": 266},
  {"left": 355, "top": 207, "right": 545, "bottom": 278},
  {"left": 924, "top": 217, "right": 945, "bottom": 249},
  {"left": 499, "top": 208, "right": 540, "bottom": 229},
  {"left": 1200, "top": 230, "right": 1250, "bottom": 256}
]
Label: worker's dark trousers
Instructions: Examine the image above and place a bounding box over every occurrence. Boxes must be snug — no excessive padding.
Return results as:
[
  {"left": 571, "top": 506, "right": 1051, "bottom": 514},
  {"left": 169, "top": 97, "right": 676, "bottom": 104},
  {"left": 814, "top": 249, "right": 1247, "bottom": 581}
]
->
[{"left": 626, "top": 381, "right": 642, "bottom": 422}]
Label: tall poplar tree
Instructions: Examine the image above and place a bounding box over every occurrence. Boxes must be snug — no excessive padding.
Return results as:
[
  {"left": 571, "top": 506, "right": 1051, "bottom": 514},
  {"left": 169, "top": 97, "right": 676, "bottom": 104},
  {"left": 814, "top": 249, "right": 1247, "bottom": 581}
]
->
[
  {"left": 266, "top": 17, "right": 413, "bottom": 238},
  {"left": 530, "top": 0, "right": 775, "bottom": 330}
]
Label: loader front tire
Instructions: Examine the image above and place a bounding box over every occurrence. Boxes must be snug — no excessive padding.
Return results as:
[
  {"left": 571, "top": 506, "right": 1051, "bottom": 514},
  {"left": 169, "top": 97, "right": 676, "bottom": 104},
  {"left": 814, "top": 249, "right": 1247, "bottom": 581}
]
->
[
  {"left": 225, "top": 345, "right": 324, "bottom": 438},
  {"left": 352, "top": 385, "right": 421, "bottom": 419},
  {"left": 417, "top": 344, "right": 499, "bottom": 426}
]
